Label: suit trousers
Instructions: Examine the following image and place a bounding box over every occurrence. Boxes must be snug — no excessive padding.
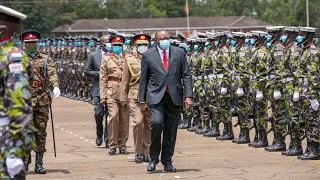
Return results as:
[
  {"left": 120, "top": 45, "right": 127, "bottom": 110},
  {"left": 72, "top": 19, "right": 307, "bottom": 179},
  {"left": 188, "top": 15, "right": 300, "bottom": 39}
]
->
[
  {"left": 93, "top": 96, "right": 108, "bottom": 142},
  {"left": 129, "top": 99, "right": 151, "bottom": 156},
  {"left": 149, "top": 93, "right": 181, "bottom": 166},
  {"left": 107, "top": 98, "right": 130, "bottom": 149}
]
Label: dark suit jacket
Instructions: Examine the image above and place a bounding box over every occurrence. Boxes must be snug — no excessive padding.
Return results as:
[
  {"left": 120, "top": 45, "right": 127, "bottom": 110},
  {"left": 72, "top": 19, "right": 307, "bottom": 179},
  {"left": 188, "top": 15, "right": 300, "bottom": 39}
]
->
[
  {"left": 139, "top": 46, "right": 192, "bottom": 106},
  {"left": 86, "top": 50, "right": 102, "bottom": 97}
]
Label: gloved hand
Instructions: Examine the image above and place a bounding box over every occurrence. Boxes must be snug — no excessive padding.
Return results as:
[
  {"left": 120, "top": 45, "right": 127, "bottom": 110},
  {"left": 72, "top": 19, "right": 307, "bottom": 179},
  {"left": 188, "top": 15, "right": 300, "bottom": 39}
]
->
[
  {"left": 293, "top": 91, "right": 299, "bottom": 101},
  {"left": 6, "top": 156, "right": 24, "bottom": 179},
  {"left": 53, "top": 87, "right": 61, "bottom": 99},
  {"left": 236, "top": 88, "right": 244, "bottom": 97},
  {"left": 221, "top": 87, "right": 228, "bottom": 95},
  {"left": 310, "top": 99, "right": 320, "bottom": 111},
  {"left": 256, "top": 91, "right": 263, "bottom": 101},
  {"left": 273, "top": 90, "right": 281, "bottom": 100}
]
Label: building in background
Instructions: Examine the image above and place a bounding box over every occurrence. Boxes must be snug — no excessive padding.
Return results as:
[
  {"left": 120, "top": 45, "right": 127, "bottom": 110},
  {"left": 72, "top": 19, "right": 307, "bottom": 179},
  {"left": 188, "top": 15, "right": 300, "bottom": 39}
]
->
[{"left": 53, "top": 16, "right": 270, "bottom": 37}]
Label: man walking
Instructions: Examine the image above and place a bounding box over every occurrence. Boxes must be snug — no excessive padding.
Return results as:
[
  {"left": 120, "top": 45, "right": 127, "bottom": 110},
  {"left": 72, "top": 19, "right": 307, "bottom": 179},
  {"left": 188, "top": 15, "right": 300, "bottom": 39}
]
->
[{"left": 139, "top": 30, "right": 193, "bottom": 172}]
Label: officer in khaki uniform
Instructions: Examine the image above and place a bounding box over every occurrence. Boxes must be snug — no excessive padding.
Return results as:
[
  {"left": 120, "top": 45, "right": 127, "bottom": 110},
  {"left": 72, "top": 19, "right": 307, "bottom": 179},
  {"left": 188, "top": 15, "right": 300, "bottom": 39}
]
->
[
  {"left": 122, "top": 34, "right": 151, "bottom": 163},
  {"left": 100, "top": 35, "right": 130, "bottom": 155}
]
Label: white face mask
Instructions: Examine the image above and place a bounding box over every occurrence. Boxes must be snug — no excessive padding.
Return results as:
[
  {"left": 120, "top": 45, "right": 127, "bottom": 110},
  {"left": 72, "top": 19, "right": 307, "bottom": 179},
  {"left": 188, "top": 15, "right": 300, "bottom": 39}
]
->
[{"left": 137, "top": 45, "right": 149, "bottom": 54}]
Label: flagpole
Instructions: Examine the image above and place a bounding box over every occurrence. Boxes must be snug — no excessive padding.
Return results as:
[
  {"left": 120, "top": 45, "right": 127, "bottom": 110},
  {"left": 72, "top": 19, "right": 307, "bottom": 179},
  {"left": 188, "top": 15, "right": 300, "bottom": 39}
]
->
[{"left": 186, "top": 0, "right": 190, "bottom": 37}]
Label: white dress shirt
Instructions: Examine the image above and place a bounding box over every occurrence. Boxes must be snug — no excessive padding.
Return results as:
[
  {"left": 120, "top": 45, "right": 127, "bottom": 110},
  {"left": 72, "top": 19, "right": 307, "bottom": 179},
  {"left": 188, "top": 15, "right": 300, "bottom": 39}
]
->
[{"left": 157, "top": 45, "right": 170, "bottom": 63}]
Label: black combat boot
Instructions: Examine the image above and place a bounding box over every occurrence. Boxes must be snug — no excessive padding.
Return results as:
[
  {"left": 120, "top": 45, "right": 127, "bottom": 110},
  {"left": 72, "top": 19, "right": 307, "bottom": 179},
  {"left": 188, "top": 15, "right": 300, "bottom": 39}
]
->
[
  {"left": 251, "top": 129, "right": 268, "bottom": 148},
  {"left": 233, "top": 127, "right": 250, "bottom": 144},
  {"left": 203, "top": 117, "right": 220, "bottom": 137},
  {"left": 196, "top": 109, "right": 210, "bottom": 134},
  {"left": 282, "top": 136, "right": 303, "bottom": 156},
  {"left": 178, "top": 111, "right": 187, "bottom": 129},
  {"left": 232, "top": 127, "right": 243, "bottom": 143},
  {"left": 264, "top": 133, "right": 286, "bottom": 152},
  {"left": 35, "top": 153, "right": 46, "bottom": 174},
  {"left": 216, "top": 122, "right": 234, "bottom": 141},
  {"left": 298, "top": 141, "right": 320, "bottom": 160},
  {"left": 180, "top": 114, "right": 192, "bottom": 129},
  {"left": 187, "top": 113, "right": 199, "bottom": 132}
]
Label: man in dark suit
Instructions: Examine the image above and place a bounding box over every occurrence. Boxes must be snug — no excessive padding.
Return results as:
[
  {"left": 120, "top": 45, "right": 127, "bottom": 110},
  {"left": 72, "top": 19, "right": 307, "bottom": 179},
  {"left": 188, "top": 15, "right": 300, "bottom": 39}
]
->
[
  {"left": 139, "top": 30, "right": 193, "bottom": 172},
  {"left": 86, "top": 36, "right": 109, "bottom": 147}
]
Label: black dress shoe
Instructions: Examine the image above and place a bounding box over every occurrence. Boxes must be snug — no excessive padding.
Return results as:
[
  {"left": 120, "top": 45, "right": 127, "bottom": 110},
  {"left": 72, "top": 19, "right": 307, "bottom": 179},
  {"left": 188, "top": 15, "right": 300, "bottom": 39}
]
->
[
  {"left": 147, "top": 161, "right": 156, "bottom": 172},
  {"left": 109, "top": 148, "right": 116, "bottom": 155},
  {"left": 163, "top": 164, "right": 177, "bottom": 173},
  {"left": 96, "top": 136, "right": 103, "bottom": 146},
  {"left": 135, "top": 154, "right": 143, "bottom": 163},
  {"left": 143, "top": 156, "right": 151, "bottom": 162},
  {"left": 119, "top": 148, "right": 129, "bottom": 155}
]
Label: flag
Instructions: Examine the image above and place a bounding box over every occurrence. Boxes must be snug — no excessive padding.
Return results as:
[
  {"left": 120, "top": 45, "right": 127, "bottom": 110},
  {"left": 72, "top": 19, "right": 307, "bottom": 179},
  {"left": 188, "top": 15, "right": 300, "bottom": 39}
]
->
[{"left": 184, "top": 0, "right": 189, "bottom": 15}]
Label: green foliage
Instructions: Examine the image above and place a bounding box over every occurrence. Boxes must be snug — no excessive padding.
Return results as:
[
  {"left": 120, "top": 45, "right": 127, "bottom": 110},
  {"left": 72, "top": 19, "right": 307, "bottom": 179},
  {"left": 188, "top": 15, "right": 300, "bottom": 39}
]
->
[{"left": 3, "top": 0, "right": 320, "bottom": 36}]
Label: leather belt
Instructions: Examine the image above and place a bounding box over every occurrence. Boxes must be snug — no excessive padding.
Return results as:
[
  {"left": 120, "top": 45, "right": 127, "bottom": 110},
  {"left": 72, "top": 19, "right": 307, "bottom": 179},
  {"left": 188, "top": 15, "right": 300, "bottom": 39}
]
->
[
  {"left": 108, "top": 77, "right": 121, "bottom": 82},
  {"left": 32, "top": 82, "right": 46, "bottom": 87}
]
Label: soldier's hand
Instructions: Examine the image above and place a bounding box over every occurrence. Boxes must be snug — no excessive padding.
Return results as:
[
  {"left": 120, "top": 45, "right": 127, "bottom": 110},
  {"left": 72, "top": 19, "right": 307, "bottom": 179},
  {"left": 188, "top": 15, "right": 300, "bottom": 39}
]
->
[
  {"left": 185, "top": 98, "right": 193, "bottom": 110},
  {"left": 140, "top": 103, "right": 148, "bottom": 112}
]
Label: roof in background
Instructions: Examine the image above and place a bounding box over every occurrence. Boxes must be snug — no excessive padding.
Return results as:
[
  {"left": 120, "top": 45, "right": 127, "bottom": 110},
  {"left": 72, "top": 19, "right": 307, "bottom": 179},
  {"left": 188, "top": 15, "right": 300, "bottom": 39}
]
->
[{"left": 53, "top": 16, "right": 270, "bottom": 32}]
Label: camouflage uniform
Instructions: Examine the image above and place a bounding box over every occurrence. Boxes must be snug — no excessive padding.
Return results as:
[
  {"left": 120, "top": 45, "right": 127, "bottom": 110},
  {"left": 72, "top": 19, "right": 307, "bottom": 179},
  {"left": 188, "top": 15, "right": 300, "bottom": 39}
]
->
[{"left": 0, "top": 40, "right": 36, "bottom": 179}]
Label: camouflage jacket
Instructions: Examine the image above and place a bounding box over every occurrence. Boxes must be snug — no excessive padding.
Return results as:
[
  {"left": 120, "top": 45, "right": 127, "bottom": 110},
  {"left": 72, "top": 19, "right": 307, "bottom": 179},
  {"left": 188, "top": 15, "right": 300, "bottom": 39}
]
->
[
  {"left": 0, "top": 40, "right": 33, "bottom": 129},
  {"left": 29, "top": 52, "right": 59, "bottom": 106},
  {"left": 235, "top": 45, "right": 251, "bottom": 88}
]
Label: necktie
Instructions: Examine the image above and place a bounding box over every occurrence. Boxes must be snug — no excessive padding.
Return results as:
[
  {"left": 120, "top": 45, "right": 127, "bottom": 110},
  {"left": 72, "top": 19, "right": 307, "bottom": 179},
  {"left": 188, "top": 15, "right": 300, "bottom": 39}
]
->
[{"left": 163, "top": 50, "right": 169, "bottom": 93}]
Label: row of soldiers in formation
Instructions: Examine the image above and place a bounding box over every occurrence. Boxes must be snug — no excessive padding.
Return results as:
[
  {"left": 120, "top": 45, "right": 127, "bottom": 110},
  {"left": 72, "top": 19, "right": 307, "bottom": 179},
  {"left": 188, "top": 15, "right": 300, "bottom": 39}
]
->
[
  {"left": 29, "top": 26, "right": 320, "bottom": 161},
  {"left": 178, "top": 26, "right": 320, "bottom": 160}
]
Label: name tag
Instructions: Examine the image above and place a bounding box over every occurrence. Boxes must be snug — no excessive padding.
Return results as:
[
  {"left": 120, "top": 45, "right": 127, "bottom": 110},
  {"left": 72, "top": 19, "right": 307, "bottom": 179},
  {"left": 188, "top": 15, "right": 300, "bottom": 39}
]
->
[
  {"left": 8, "top": 63, "right": 23, "bottom": 74},
  {"left": 277, "top": 51, "right": 284, "bottom": 56},
  {"left": 258, "top": 53, "right": 264, "bottom": 58},
  {"left": 240, "top": 52, "right": 245, "bottom": 57},
  {"left": 294, "top": 52, "right": 299, "bottom": 56}
]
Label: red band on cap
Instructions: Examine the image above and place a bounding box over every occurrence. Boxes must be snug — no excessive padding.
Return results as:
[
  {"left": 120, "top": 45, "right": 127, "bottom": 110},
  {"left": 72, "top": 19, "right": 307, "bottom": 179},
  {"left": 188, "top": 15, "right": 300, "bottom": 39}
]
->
[{"left": 23, "top": 34, "right": 38, "bottom": 41}]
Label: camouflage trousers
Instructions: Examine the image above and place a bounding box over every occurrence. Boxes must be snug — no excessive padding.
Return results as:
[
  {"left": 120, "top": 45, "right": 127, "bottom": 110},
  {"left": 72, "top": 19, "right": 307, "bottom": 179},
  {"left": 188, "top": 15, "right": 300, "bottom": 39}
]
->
[
  {"left": 0, "top": 125, "right": 35, "bottom": 179},
  {"left": 267, "top": 87, "right": 288, "bottom": 136},
  {"left": 31, "top": 104, "right": 50, "bottom": 153},
  {"left": 235, "top": 93, "right": 250, "bottom": 129},
  {"left": 251, "top": 91, "right": 268, "bottom": 131}
]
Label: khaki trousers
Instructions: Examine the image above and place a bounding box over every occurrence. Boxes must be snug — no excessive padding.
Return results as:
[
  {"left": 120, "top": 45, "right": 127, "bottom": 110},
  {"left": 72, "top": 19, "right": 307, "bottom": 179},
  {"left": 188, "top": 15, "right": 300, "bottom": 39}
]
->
[
  {"left": 107, "top": 98, "right": 130, "bottom": 149},
  {"left": 129, "top": 99, "right": 151, "bottom": 156}
]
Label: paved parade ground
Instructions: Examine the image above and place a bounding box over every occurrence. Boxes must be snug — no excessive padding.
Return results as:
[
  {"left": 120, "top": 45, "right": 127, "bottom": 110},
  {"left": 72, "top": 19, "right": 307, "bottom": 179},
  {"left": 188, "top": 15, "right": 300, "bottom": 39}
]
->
[{"left": 28, "top": 98, "right": 320, "bottom": 180}]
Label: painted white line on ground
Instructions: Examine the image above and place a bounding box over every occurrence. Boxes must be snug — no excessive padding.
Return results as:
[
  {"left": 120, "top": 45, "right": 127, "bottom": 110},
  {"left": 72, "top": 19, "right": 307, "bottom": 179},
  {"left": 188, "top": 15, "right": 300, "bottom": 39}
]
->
[
  {"left": 69, "top": 132, "right": 72, "bottom": 134},
  {"left": 80, "top": 137, "right": 84, "bottom": 139},
  {"left": 128, "top": 157, "right": 133, "bottom": 159},
  {"left": 75, "top": 134, "right": 78, "bottom": 136},
  {"left": 55, "top": 126, "right": 58, "bottom": 128},
  {"left": 61, "top": 128, "right": 64, "bottom": 130},
  {"left": 91, "top": 142, "right": 94, "bottom": 144},
  {"left": 66, "top": 130, "right": 69, "bottom": 133},
  {"left": 85, "top": 139, "right": 89, "bottom": 141},
  {"left": 174, "top": 176, "right": 181, "bottom": 179}
]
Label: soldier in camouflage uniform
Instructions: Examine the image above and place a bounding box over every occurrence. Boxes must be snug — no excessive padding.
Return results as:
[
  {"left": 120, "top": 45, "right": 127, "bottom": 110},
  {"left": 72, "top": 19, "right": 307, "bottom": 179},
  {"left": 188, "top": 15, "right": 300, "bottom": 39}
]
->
[
  {"left": 0, "top": 6, "right": 36, "bottom": 180},
  {"left": 214, "top": 32, "right": 234, "bottom": 141},
  {"left": 21, "top": 30, "right": 60, "bottom": 174},
  {"left": 294, "top": 27, "right": 320, "bottom": 160},
  {"left": 248, "top": 31, "right": 270, "bottom": 148},
  {"left": 230, "top": 32, "right": 251, "bottom": 144},
  {"left": 264, "top": 27, "right": 288, "bottom": 152},
  {"left": 281, "top": 27, "right": 304, "bottom": 156}
]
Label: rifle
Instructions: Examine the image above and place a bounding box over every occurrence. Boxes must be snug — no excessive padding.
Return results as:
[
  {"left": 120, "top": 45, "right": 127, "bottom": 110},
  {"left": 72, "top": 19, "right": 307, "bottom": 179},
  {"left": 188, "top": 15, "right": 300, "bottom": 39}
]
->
[{"left": 42, "top": 55, "right": 57, "bottom": 157}]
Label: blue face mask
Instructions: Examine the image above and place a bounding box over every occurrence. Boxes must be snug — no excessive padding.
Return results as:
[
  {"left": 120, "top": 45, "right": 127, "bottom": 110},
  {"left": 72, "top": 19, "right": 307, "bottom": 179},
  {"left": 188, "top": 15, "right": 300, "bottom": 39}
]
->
[
  {"left": 245, "top": 38, "right": 249, "bottom": 44},
  {"left": 52, "top": 42, "right": 57, "bottom": 46},
  {"left": 296, "top": 36, "right": 304, "bottom": 44},
  {"left": 62, "top": 42, "right": 66, "bottom": 46},
  {"left": 266, "top": 35, "right": 272, "bottom": 42},
  {"left": 82, "top": 42, "right": 85, "bottom": 46},
  {"left": 106, "top": 43, "right": 112, "bottom": 51},
  {"left": 250, "top": 39, "right": 256, "bottom": 46},
  {"left": 112, "top": 46, "right": 123, "bottom": 55},
  {"left": 47, "top": 42, "right": 50, "bottom": 47},
  {"left": 280, "top": 36, "right": 287, "bottom": 43},
  {"left": 78, "top": 42, "right": 82, "bottom": 46},
  {"left": 69, "top": 43, "right": 73, "bottom": 47},
  {"left": 96, "top": 45, "right": 101, "bottom": 51},
  {"left": 314, "top": 38, "right": 319, "bottom": 45},
  {"left": 150, "top": 41, "right": 155, "bottom": 46},
  {"left": 159, "top": 40, "right": 170, "bottom": 50},
  {"left": 226, "top": 39, "right": 230, "bottom": 45},
  {"left": 193, "top": 45, "right": 199, "bottom": 51},
  {"left": 214, "top": 41, "right": 219, "bottom": 47},
  {"left": 267, "top": 42, "right": 272, "bottom": 49},
  {"left": 57, "top": 42, "right": 61, "bottom": 47},
  {"left": 231, "top": 40, "right": 237, "bottom": 47},
  {"left": 184, "top": 46, "right": 191, "bottom": 52},
  {"left": 124, "top": 40, "right": 131, "bottom": 45},
  {"left": 88, "top": 42, "right": 94, "bottom": 47}
]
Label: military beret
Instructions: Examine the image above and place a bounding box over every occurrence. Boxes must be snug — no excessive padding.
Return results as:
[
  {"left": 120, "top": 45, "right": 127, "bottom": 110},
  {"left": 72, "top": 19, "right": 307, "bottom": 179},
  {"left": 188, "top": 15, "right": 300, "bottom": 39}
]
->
[
  {"left": 20, "top": 30, "right": 40, "bottom": 42},
  {"left": 0, "top": 5, "right": 26, "bottom": 23},
  {"left": 109, "top": 35, "right": 125, "bottom": 45},
  {"left": 133, "top": 34, "right": 151, "bottom": 44}
]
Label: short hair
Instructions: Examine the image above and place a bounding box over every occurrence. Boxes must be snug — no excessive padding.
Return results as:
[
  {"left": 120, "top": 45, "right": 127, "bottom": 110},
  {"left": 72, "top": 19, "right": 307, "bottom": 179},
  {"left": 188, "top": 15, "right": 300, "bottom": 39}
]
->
[{"left": 155, "top": 30, "right": 168, "bottom": 39}]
